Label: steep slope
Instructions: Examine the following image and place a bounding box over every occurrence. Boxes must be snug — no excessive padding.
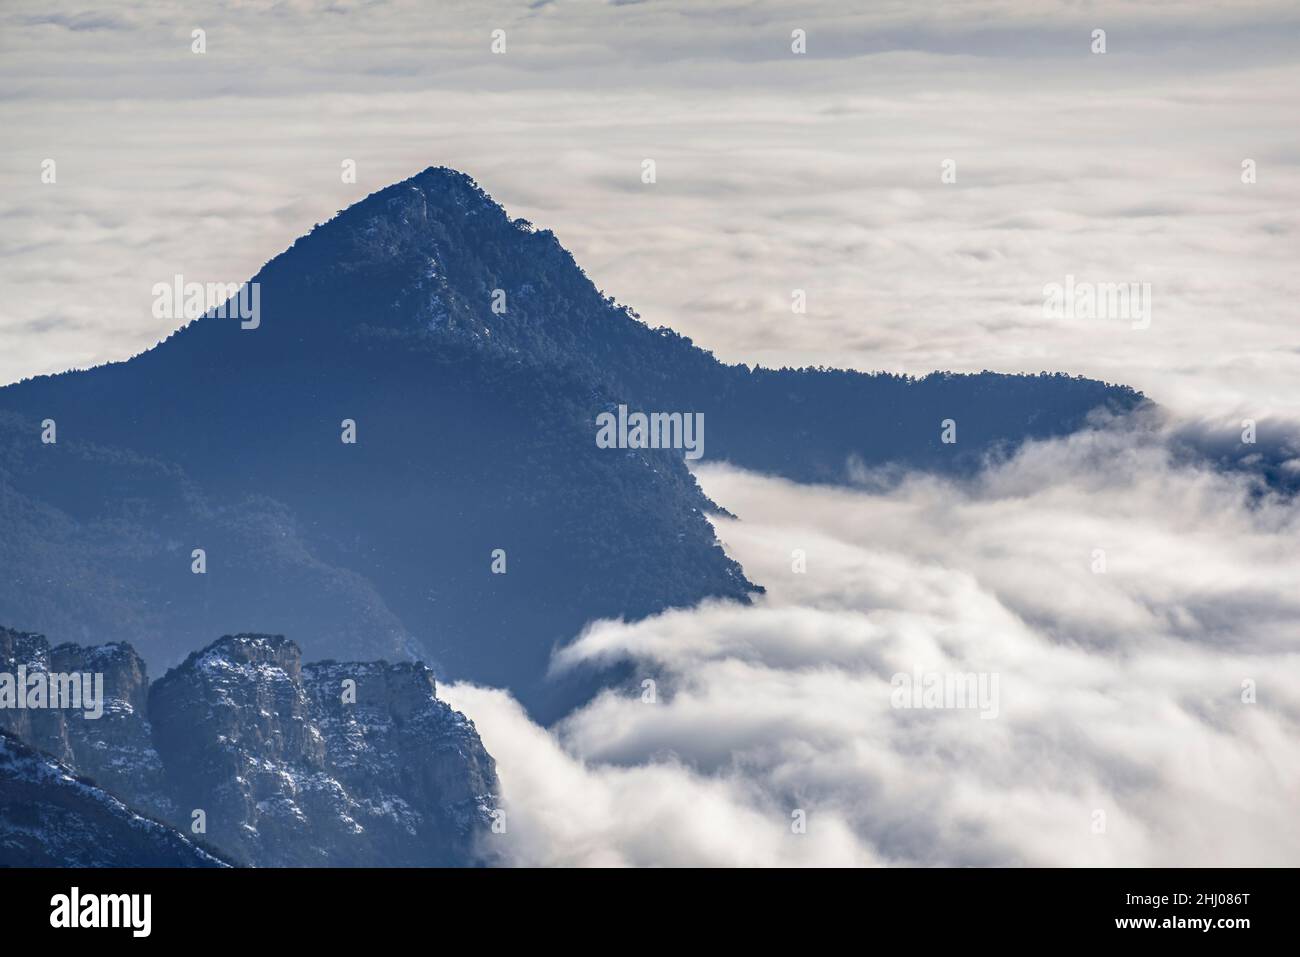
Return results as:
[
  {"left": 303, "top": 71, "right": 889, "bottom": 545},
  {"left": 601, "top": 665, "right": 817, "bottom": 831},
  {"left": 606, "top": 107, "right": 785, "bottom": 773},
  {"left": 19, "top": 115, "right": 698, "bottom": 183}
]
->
[
  {"left": 0, "top": 411, "right": 427, "bottom": 670},
  {"left": 0, "top": 730, "right": 227, "bottom": 867},
  {"left": 242, "top": 169, "right": 1149, "bottom": 482},
  {"left": 0, "top": 167, "right": 1160, "bottom": 718}
]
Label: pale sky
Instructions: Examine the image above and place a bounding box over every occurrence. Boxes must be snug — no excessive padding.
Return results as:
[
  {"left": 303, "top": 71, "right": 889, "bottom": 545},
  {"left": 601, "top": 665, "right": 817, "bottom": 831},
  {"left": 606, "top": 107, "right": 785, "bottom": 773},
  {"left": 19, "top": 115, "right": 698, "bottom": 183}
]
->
[{"left": 3, "top": 0, "right": 1298, "bottom": 427}]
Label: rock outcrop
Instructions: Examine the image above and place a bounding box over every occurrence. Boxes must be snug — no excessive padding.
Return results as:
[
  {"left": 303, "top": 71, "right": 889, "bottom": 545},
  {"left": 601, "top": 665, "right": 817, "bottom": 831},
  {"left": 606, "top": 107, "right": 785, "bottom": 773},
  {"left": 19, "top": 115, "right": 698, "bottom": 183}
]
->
[
  {"left": 0, "top": 627, "right": 172, "bottom": 818},
  {"left": 0, "top": 627, "right": 498, "bottom": 867}
]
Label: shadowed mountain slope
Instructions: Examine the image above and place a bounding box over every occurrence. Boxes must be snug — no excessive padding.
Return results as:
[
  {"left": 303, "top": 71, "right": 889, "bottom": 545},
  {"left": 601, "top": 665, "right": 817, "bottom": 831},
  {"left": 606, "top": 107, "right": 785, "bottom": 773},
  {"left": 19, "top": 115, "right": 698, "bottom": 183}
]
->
[
  {"left": 0, "top": 167, "right": 1158, "bottom": 718},
  {"left": 0, "top": 729, "right": 229, "bottom": 868}
]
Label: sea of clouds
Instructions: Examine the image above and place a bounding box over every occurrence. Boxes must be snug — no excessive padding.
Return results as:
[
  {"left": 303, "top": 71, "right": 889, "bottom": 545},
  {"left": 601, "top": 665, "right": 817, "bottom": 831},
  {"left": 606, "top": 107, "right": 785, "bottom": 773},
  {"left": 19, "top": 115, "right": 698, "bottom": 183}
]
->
[
  {"left": 3, "top": 0, "right": 1298, "bottom": 424},
  {"left": 5, "top": 0, "right": 1298, "bottom": 866},
  {"left": 446, "top": 422, "right": 1300, "bottom": 866}
]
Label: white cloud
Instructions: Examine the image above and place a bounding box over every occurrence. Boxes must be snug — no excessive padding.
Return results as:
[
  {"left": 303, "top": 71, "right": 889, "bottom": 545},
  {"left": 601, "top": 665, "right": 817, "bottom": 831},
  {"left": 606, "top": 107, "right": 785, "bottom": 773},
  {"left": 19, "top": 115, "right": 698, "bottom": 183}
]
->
[
  {"left": 445, "top": 426, "right": 1300, "bottom": 866},
  {"left": 4, "top": 0, "right": 1298, "bottom": 867},
  {"left": 2, "top": 1, "right": 1298, "bottom": 422},
  {"left": 447, "top": 682, "right": 873, "bottom": 867}
]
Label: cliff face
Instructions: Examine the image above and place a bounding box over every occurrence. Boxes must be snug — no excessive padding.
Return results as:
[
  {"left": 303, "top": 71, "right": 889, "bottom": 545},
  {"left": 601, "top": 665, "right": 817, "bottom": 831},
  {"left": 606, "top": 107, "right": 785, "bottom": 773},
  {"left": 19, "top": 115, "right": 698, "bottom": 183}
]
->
[
  {"left": 304, "top": 659, "right": 499, "bottom": 858},
  {"left": 0, "top": 627, "right": 172, "bottom": 818},
  {"left": 0, "top": 628, "right": 498, "bottom": 867},
  {"left": 150, "top": 634, "right": 498, "bottom": 866}
]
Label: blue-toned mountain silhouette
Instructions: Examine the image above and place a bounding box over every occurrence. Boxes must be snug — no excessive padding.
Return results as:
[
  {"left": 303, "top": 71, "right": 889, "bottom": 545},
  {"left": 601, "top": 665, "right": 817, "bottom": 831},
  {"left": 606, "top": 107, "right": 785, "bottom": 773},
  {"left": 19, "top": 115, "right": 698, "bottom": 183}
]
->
[
  {"left": 0, "top": 729, "right": 229, "bottom": 867},
  {"left": 0, "top": 167, "right": 1191, "bottom": 720}
]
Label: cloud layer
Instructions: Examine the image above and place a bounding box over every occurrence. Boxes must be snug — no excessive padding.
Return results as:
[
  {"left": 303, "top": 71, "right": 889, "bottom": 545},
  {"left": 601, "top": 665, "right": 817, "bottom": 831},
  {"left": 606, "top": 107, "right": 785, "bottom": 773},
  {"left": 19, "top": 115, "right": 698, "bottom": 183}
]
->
[
  {"left": 445, "top": 425, "right": 1300, "bottom": 866},
  {"left": 5, "top": 0, "right": 1298, "bottom": 867},
  {"left": 3, "top": 0, "right": 1299, "bottom": 423}
]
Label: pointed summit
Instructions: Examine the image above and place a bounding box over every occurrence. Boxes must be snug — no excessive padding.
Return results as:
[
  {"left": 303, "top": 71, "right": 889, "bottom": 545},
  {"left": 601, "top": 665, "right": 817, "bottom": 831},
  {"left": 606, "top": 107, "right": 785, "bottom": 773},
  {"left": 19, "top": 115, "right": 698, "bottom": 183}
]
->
[
  {"left": 0, "top": 167, "right": 1145, "bottom": 721},
  {"left": 231, "top": 164, "right": 643, "bottom": 369}
]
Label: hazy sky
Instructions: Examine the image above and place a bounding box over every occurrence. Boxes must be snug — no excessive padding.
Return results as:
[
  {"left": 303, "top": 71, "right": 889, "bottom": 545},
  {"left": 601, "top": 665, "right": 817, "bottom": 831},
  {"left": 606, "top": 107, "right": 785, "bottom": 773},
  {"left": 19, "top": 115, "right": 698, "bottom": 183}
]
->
[{"left": 3, "top": 0, "right": 1298, "bottom": 427}]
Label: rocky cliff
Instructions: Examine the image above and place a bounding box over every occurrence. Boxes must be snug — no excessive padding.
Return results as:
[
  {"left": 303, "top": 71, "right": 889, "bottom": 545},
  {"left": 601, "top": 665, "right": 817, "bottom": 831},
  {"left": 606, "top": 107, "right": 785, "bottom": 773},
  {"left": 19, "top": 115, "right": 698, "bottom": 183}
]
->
[
  {"left": 0, "top": 626, "right": 172, "bottom": 818},
  {"left": 0, "top": 627, "right": 498, "bottom": 867}
]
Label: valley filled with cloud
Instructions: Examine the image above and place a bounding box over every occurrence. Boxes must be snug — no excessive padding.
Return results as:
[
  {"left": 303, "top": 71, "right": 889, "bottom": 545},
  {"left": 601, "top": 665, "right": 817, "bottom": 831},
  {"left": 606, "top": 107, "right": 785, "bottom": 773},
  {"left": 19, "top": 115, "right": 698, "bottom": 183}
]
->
[
  {"left": 3, "top": 0, "right": 1297, "bottom": 872},
  {"left": 447, "top": 422, "right": 1300, "bottom": 866}
]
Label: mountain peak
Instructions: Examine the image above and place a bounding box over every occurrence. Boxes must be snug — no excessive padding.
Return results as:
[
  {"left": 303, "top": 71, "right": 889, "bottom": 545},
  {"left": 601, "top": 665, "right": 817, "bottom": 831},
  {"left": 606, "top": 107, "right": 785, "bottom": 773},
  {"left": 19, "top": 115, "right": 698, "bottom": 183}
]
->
[
  {"left": 0, "top": 165, "right": 1153, "bottom": 728},
  {"left": 407, "top": 164, "right": 491, "bottom": 196},
  {"left": 335, "top": 165, "right": 508, "bottom": 236},
  {"left": 198, "top": 163, "right": 641, "bottom": 369},
  {"left": 182, "top": 632, "right": 302, "bottom": 676},
  {"left": 318, "top": 164, "right": 523, "bottom": 247}
]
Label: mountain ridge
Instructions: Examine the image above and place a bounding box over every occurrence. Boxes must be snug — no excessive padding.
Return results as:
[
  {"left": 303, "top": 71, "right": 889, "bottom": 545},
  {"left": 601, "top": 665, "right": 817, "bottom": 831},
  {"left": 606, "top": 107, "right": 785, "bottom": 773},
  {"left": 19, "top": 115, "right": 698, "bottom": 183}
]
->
[{"left": 0, "top": 165, "right": 1178, "bottom": 720}]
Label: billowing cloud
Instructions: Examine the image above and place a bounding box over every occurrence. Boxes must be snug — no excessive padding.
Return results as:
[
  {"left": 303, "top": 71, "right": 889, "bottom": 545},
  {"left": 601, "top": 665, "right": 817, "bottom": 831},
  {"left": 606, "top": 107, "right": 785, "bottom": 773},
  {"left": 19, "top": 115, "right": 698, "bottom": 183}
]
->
[{"left": 445, "top": 425, "right": 1300, "bottom": 866}]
